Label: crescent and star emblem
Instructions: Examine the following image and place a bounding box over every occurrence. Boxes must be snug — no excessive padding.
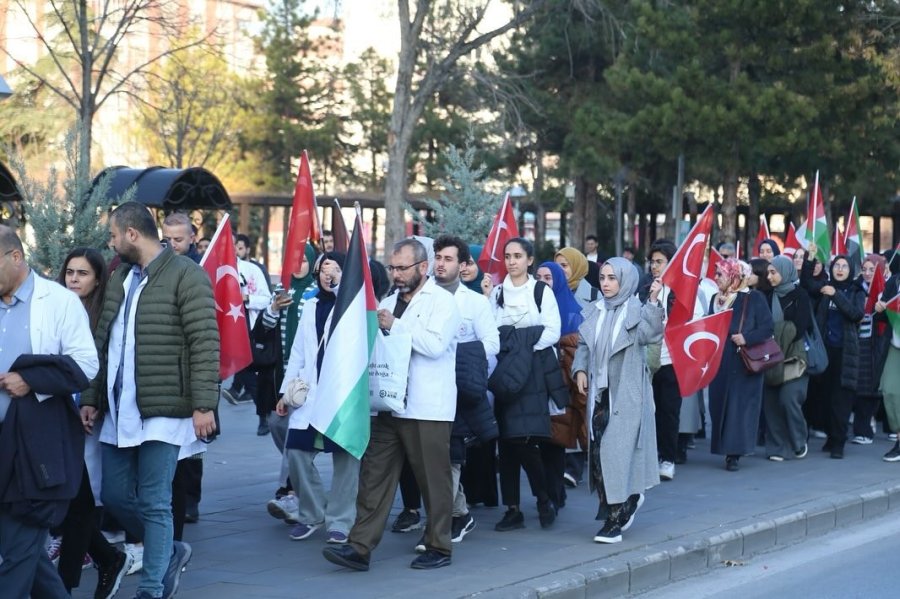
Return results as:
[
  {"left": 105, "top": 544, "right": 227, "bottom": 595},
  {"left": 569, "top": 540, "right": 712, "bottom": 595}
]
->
[
  {"left": 683, "top": 330, "right": 720, "bottom": 377},
  {"left": 681, "top": 234, "right": 706, "bottom": 279},
  {"left": 214, "top": 265, "right": 245, "bottom": 323}
]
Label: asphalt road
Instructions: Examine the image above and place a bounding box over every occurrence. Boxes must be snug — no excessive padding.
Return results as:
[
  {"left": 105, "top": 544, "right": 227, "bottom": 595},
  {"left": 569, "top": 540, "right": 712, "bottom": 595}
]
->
[{"left": 635, "top": 511, "right": 900, "bottom": 598}]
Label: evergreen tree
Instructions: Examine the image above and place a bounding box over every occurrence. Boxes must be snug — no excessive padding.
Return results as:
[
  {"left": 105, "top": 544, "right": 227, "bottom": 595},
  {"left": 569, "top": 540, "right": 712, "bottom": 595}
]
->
[
  {"left": 407, "top": 135, "right": 502, "bottom": 241},
  {"left": 9, "top": 128, "right": 127, "bottom": 275}
]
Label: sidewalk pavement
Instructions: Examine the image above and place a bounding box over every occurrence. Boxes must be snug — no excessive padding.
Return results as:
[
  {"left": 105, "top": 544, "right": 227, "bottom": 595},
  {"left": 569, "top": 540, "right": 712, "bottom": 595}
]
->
[{"left": 74, "top": 403, "right": 900, "bottom": 599}]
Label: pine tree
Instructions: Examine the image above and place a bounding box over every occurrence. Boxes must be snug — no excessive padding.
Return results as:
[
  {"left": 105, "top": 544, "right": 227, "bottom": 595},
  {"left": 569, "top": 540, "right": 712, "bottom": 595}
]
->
[
  {"left": 8, "top": 128, "right": 128, "bottom": 275},
  {"left": 407, "top": 136, "right": 501, "bottom": 242}
]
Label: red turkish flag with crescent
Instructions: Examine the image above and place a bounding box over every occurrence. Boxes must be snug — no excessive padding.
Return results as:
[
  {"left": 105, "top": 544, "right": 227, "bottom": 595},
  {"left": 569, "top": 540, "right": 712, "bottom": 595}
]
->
[
  {"left": 200, "top": 214, "right": 253, "bottom": 380},
  {"left": 478, "top": 192, "right": 519, "bottom": 285},
  {"left": 661, "top": 205, "right": 714, "bottom": 326},
  {"left": 705, "top": 246, "right": 724, "bottom": 280},
  {"left": 282, "top": 150, "right": 322, "bottom": 289},
  {"left": 664, "top": 310, "right": 733, "bottom": 396}
]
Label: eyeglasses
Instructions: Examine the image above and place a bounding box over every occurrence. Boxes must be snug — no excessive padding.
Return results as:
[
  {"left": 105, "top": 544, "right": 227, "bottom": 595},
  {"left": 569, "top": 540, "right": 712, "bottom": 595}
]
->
[
  {"left": 387, "top": 260, "right": 424, "bottom": 274},
  {"left": 833, "top": 263, "right": 850, "bottom": 270}
]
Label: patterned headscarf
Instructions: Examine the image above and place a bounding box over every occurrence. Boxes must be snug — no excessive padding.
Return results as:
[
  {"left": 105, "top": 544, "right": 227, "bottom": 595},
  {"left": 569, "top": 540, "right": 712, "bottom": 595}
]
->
[{"left": 555, "top": 247, "right": 589, "bottom": 291}]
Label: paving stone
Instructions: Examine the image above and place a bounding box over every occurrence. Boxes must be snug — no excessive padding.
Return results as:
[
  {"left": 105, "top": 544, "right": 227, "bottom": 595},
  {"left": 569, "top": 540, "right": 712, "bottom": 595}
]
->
[
  {"left": 861, "top": 489, "right": 889, "bottom": 519},
  {"left": 772, "top": 511, "right": 807, "bottom": 545},
  {"left": 668, "top": 540, "right": 709, "bottom": 581},
  {"left": 706, "top": 529, "right": 742, "bottom": 565},
  {"left": 805, "top": 502, "right": 837, "bottom": 538},
  {"left": 574, "top": 559, "right": 630, "bottom": 599},
  {"left": 833, "top": 496, "right": 863, "bottom": 527}
]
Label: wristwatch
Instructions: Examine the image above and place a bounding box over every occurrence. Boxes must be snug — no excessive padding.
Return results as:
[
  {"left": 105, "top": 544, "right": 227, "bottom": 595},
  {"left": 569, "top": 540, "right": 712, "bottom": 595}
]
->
[{"left": 195, "top": 407, "right": 212, "bottom": 414}]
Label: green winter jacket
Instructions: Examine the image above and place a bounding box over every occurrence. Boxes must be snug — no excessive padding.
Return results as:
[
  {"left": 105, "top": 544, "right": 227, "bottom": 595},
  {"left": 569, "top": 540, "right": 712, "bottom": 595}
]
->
[{"left": 81, "top": 248, "right": 220, "bottom": 418}]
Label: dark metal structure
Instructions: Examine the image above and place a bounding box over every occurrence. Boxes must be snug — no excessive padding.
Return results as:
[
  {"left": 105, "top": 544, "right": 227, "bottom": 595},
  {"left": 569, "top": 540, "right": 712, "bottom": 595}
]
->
[
  {"left": 0, "top": 161, "right": 23, "bottom": 223},
  {"left": 93, "top": 166, "right": 232, "bottom": 212}
]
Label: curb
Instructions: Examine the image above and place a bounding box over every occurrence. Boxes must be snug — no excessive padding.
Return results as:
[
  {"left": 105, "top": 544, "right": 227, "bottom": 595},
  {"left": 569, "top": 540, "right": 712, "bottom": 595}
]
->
[{"left": 468, "top": 482, "right": 900, "bottom": 598}]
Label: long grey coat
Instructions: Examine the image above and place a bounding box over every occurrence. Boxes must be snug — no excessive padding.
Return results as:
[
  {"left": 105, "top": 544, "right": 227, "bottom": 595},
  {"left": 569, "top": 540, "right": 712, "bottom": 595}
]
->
[{"left": 572, "top": 297, "right": 664, "bottom": 504}]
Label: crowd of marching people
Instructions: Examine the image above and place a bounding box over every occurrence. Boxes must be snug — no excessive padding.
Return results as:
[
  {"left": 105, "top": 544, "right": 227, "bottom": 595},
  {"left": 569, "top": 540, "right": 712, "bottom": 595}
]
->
[{"left": 2, "top": 201, "right": 900, "bottom": 598}]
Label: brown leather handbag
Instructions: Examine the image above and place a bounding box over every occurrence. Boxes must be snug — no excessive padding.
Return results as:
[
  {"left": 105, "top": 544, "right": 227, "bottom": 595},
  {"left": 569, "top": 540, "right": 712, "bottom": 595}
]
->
[{"left": 737, "top": 294, "right": 784, "bottom": 374}]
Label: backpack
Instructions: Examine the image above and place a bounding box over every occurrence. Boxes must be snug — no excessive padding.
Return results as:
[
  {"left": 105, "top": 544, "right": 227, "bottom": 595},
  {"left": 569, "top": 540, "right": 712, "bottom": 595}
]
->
[{"left": 496, "top": 280, "right": 547, "bottom": 312}]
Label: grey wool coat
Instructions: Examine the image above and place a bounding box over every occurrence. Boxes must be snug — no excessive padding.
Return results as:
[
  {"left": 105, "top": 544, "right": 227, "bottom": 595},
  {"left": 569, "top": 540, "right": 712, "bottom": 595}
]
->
[{"left": 572, "top": 296, "right": 664, "bottom": 505}]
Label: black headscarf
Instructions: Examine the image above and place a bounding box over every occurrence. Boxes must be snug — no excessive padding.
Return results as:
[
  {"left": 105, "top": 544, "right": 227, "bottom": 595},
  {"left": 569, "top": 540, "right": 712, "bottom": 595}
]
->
[
  {"left": 314, "top": 252, "right": 346, "bottom": 373},
  {"left": 829, "top": 255, "right": 856, "bottom": 291}
]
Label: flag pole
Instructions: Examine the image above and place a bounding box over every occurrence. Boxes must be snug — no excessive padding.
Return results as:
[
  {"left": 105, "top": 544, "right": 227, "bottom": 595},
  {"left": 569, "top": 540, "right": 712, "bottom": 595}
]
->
[
  {"left": 199, "top": 213, "right": 230, "bottom": 269},
  {"left": 488, "top": 193, "right": 510, "bottom": 277}
]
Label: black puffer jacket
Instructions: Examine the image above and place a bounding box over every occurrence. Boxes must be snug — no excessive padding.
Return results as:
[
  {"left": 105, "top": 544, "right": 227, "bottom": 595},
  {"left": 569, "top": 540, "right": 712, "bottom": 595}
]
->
[
  {"left": 451, "top": 341, "right": 498, "bottom": 463},
  {"left": 492, "top": 325, "right": 569, "bottom": 439},
  {"left": 812, "top": 282, "right": 866, "bottom": 391}
]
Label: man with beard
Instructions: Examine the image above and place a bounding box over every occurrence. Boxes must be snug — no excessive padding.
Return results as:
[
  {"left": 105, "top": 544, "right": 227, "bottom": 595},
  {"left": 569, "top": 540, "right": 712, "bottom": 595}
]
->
[
  {"left": 323, "top": 238, "right": 460, "bottom": 572},
  {"left": 80, "top": 202, "right": 219, "bottom": 599}
]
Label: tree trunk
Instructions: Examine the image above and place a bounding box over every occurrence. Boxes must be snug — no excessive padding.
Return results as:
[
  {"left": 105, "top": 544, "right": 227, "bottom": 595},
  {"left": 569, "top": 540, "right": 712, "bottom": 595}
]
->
[
  {"left": 626, "top": 183, "right": 636, "bottom": 246},
  {"left": 78, "top": 0, "right": 92, "bottom": 195},
  {"left": 533, "top": 153, "right": 545, "bottom": 246},
  {"left": 721, "top": 167, "right": 739, "bottom": 244},
  {"left": 748, "top": 170, "right": 761, "bottom": 253}
]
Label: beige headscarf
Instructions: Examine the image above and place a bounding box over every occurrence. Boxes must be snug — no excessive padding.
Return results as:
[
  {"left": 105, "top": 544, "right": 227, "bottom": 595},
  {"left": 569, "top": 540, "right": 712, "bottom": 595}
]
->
[{"left": 555, "top": 247, "right": 588, "bottom": 292}]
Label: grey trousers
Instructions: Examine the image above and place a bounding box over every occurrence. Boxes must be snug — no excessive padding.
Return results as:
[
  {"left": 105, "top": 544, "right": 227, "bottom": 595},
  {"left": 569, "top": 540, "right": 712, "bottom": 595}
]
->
[
  {"left": 450, "top": 464, "right": 468, "bottom": 517},
  {"left": 286, "top": 448, "right": 359, "bottom": 534},
  {"left": 0, "top": 509, "right": 68, "bottom": 599},
  {"left": 268, "top": 412, "right": 291, "bottom": 487},
  {"left": 764, "top": 376, "right": 809, "bottom": 458}
]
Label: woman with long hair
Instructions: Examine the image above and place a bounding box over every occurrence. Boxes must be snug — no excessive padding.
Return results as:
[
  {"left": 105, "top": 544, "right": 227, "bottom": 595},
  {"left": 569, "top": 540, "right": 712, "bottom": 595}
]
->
[
  {"left": 54, "top": 248, "right": 131, "bottom": 598},
  {"left": 707, "top": 259, "right": 774, "bottom": 471}
]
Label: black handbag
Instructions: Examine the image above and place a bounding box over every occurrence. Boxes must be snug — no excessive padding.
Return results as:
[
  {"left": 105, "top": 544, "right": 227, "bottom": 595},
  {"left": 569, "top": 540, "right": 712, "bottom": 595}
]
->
[{"left": 250, "top": 314, "right": 280, "bottom": 368}]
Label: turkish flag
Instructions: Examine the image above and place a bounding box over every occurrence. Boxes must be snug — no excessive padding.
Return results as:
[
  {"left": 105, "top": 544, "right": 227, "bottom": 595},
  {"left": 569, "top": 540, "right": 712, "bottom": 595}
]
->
[
  {"left": 661, "top": 205, "right": 714, "bottom": 326},
  {"left": 282, "top": 150, "right": 322, "bottom": 289},
  {"left": 664, "top": 310, "right": 733, "bottom": 396},
  {"left": 478, "top": 192, "right": 519, "bottom": 285},
  {"left": 706, "top": 246, "right": 724, "bottom": 280},
  {"left": 752, "top": 215, "right": 770, "bottom": 258},
  {"left": 866, "top": 262, "right": 885, "bottom": 314},
  {"left": 832, "top": 222, "right": 847, "bottom": 258},
  {"left": 783, "top": 222, "right": 801, "bottom": 257},
  {"left": 200, "top": 214, "right": 253, "bottom": 380}
]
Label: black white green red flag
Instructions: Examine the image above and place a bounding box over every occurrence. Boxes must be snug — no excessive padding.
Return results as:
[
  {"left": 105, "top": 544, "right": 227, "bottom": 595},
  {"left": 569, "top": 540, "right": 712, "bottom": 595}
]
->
[{"left": 306, "top": 213, "right": 377, "bottom": 459}]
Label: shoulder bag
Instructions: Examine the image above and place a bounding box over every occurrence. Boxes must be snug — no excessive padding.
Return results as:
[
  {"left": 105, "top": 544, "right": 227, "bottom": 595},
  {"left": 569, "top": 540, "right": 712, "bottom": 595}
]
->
[{"left": 738, "top": 295, "right": 784, "bottom": 374}]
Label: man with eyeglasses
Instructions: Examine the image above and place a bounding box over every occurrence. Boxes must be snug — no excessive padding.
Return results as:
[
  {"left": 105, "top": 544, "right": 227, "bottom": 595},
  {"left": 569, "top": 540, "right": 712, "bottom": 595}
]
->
[
  {"left": 323, "top": 238, "right": 460, "bottom": 572},
  {"left": 0, "top": 225, "right": 99, "bottom": 598}
]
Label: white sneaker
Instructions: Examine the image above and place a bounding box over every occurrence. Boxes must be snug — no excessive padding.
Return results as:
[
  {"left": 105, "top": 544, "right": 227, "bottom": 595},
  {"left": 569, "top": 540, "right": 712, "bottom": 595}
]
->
[
  {"left": 659, "top": 461, "right": 675, "bottom": 481},
  {"left": 102, "top": 530, "right": 126, "bottom": 544},
  {"left": 811, "top": 429, "right": 827, "bottom": 439},
  {"left": 851, "top": 436, "right": 873, "bottom": 445},
  {"left": 124, "top": 543, "right": 143, "bottom": 575},
  {"left": 267, "top": 494, "right": 300, "bottom": 524}
]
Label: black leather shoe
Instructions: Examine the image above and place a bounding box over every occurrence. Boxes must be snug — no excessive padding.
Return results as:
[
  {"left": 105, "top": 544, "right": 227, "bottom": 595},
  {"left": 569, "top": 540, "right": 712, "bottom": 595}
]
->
[
  {"left": 410, "top": 549, "right": 451, "bottom": 570},
  {"left": 322, "top": 545, "right": 369, "bottom": 572},
  {"left": 725, "top": 456, "right": 740, "bottom": 472}
]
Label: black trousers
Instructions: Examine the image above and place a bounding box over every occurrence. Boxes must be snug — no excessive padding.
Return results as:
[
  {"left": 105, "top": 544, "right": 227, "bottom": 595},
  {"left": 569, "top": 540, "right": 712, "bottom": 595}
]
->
[
  {"left": 498, "top": 437, "right": 550, "bottom": 507},
  {"left": 539, "top": 442, "right": 566, "bottom": 508},
  {"left": 57, "top": 465, "right": 118, "bottom": 591},
  {"left": 652, "top": 365, "right": 682, "bottom": 463},
  {"left": 232, "top": 365, "right": 258, "bottom": 398},
  {"left": 461, "top": 441, "right": 498, "bottom": 507},
  {"left": 852, "top": 395, "right": 881, "bottom": 438},
  {"left": 824, "top": 345, "right": 855, "bottom": 446}
]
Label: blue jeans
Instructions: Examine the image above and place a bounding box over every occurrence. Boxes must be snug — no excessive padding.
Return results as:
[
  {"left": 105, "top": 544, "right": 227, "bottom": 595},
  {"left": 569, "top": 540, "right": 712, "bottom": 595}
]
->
[
  {"left": 101, "top": 441, "right": 179, "bottom": 597},
  {"left": 0, "top": 509, "right": 68, "bottom": 598}
]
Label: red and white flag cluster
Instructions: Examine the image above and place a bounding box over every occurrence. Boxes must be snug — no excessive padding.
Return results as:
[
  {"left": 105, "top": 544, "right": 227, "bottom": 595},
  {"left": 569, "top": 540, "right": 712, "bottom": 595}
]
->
[{"left": 661, "top": 205, "right": 732, "bottom": 397}]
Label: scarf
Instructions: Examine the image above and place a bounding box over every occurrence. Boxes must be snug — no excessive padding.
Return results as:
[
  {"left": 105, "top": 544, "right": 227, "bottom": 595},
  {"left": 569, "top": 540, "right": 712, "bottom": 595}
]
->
[
  {"left": 286, "top": 244, "right": 318, "bottom": 351},
  {"left": 713, "top": 258, "right": 750, "bottom": 312},
  {"left": 539, "top": 261, "right": 583, "bottom": 336},
  {"left": 592, "top": 257, "right": 638, "bottom": 394},
  {"left": 771, "top": 255, "right": 797, "bottom": 298},
  {"left": 463, "top": 245, "right": 484, "bottom": 293},
  {"left": 555, "top": 247, "right": 589, "bottom": 291},
  {"left": 830, "top": 255, "right": 855, "bottom": 291}
]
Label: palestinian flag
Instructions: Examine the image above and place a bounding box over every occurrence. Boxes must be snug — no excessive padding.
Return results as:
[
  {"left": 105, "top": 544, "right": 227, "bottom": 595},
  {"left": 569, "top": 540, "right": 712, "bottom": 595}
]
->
[
  {"left": 306, "top": 213, "right": 377, "bottom": 459},
  {"left": 885, "top": 293, "right": 900, "bottom": 340},
  {"left": 844, "top": 197, "right": 865, "bottom": 272},
  {"left": 806, "top": 171, "right": 830, "bottom": 264}
]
